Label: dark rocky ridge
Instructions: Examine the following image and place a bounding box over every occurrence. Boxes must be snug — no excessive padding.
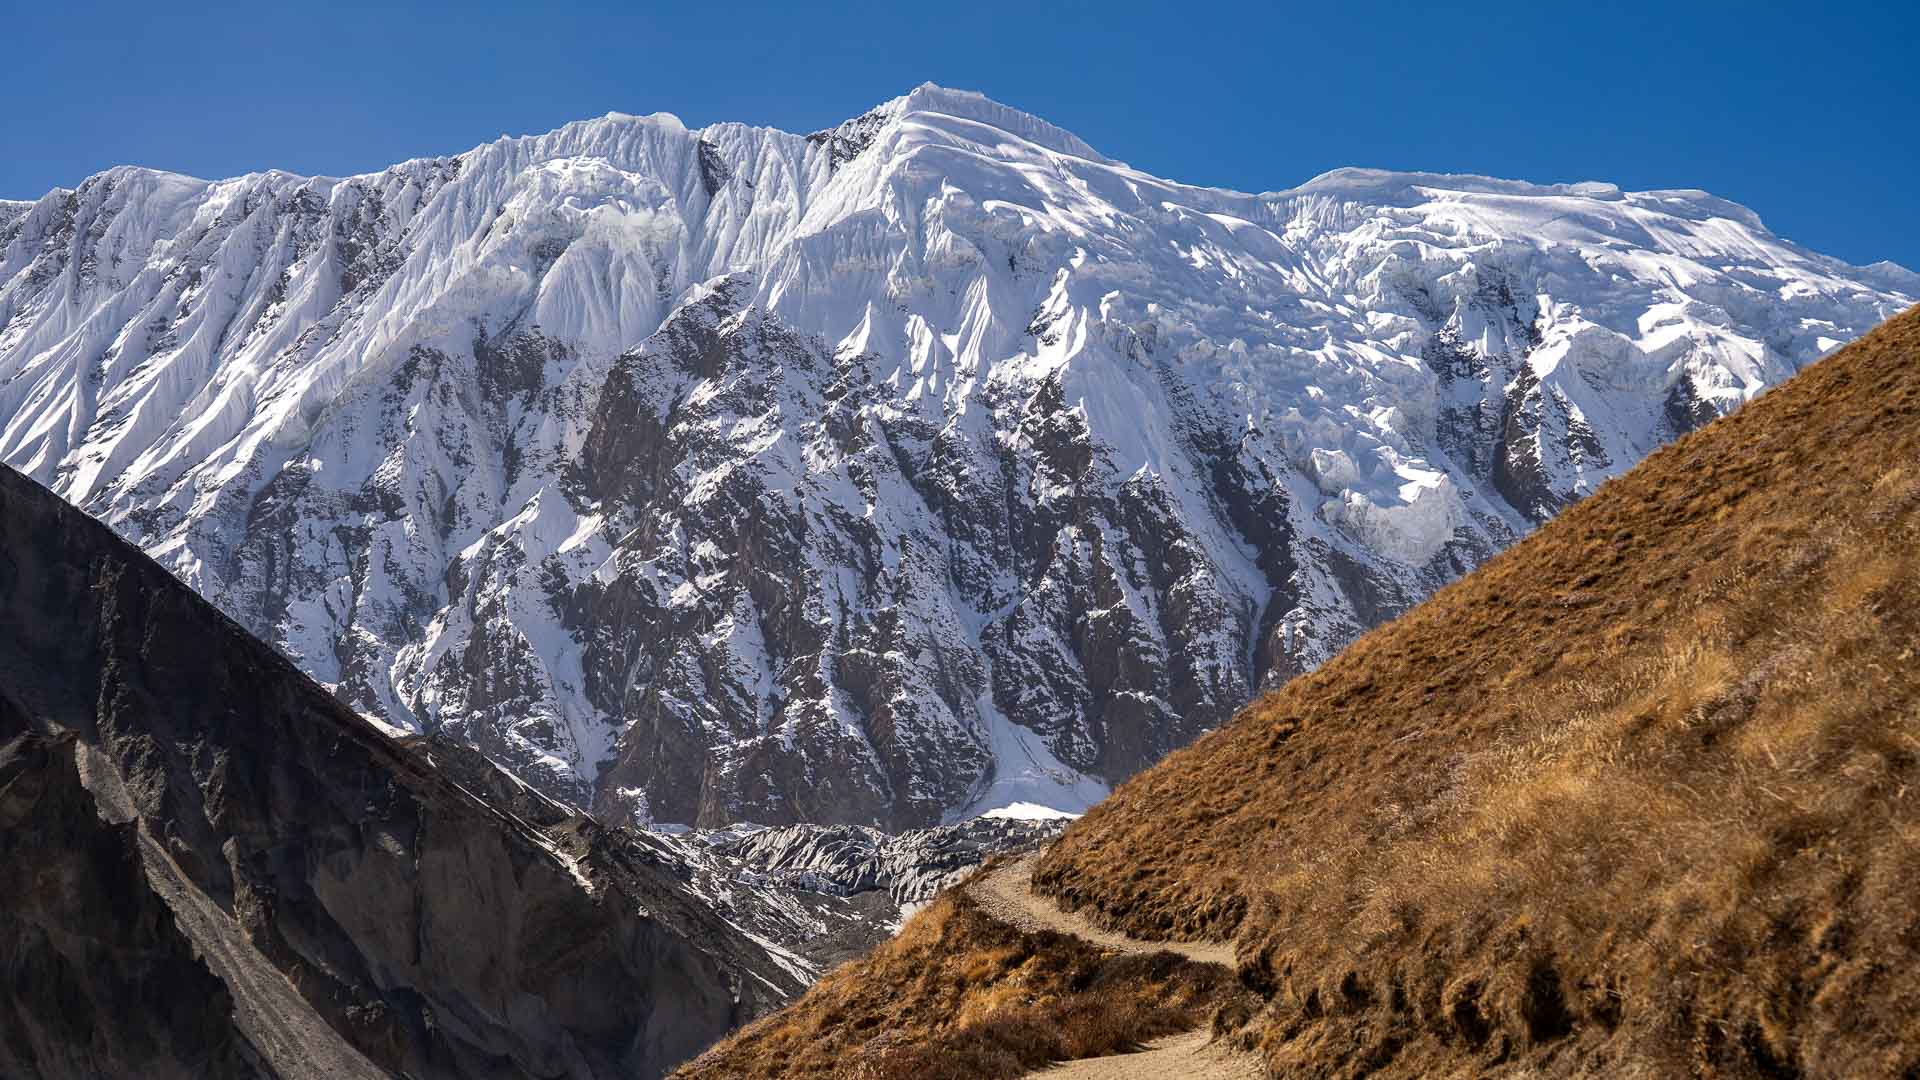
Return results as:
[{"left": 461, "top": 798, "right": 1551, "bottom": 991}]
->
[{"left": 0, "top": 465, "right": 800, "bottom": 1079}]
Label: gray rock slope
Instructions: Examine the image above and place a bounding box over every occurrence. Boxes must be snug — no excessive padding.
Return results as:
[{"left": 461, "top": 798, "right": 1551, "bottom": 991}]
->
[{"left": 0, "top": 464, "right": 803, "bottom": 1079}]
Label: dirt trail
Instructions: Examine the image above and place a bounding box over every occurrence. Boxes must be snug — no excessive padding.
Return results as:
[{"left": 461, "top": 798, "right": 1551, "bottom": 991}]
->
[
  {"left": 969, "top": 855, "right": 1261, "bottom": 1079},
  {"left": 1037, "top": 1029, "right": 1258, "bottom": 1078},
  {"left": 969, "top": 854, "right": 1238, "bottom": 966}
]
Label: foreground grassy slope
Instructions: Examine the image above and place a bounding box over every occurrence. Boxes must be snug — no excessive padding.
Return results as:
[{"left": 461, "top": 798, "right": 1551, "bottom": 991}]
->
[
  {"left": 1032, "top": 304, "right": 1920, "bottom": 1076},
  {"left": 672, "top": 883, "right": 1234, "bottom": 1078}
]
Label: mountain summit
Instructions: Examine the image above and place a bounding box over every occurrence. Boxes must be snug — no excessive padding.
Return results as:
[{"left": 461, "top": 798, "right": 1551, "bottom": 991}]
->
[{"left": 0, "top": 87, "right": 1910, "bottom": 829}]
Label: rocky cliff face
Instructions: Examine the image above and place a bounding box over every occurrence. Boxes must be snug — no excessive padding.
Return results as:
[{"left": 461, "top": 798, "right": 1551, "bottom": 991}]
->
[
  {"left": 0, "top": 465, "right": 802, "bottom": 1079},
  {"left": 0, "top": 732, "right": 256, "bottom": 1078},
  {"left": 2, "top": 85, "right": 1912, "bottom": 828}
]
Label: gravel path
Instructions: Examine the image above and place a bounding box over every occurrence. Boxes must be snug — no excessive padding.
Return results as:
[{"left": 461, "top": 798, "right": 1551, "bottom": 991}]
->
[{"left": 968, "top": 855, "right": 1261, "bottom": 1079}]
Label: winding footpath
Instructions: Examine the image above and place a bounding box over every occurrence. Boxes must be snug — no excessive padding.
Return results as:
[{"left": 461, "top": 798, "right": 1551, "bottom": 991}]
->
[{"left": 967, "top": 855, "right": 1261, "bottom": 1079}]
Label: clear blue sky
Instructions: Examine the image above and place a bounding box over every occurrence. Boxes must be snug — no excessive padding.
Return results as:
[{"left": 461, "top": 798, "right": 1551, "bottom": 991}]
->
[{"left": 5, "top": 0, "right": 1915, "bottom": 269}]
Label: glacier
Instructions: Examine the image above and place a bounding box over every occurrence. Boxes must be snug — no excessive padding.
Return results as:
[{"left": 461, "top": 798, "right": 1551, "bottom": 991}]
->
[{"left": 1, "top": 83, "right": 1911, "bottom": 829}]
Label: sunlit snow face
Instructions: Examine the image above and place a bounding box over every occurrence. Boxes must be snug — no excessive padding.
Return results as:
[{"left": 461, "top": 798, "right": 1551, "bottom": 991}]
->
[{"left": 0, "top": 85, "right": 1909, "bottom": 827}]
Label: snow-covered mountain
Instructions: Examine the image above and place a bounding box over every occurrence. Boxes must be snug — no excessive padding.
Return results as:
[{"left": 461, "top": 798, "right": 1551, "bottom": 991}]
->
[{"left": 2, "top": 84, "right": 1910, "bottom": 829}]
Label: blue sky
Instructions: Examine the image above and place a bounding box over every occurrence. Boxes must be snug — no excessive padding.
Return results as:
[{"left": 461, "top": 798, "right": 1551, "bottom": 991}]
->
[{"left": 5, "top": 0, "right": 1915, "bottom": 269}]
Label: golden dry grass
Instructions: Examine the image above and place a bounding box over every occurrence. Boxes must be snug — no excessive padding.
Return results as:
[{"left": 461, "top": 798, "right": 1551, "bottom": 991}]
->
[
  {"left": 1029, "top": 305, "right": 1920, "bottom": 1076},
  {"left": 671, "top": 876, "right": 1238, "bottom": 1079}
]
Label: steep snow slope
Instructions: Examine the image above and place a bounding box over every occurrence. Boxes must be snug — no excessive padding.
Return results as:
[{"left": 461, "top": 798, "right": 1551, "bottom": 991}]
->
[{"left": 1, "top": 85, "right": 1910, "bottom": 828}]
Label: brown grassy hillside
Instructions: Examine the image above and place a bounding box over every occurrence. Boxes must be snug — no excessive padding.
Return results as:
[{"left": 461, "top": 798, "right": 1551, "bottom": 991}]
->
[
  {"left": 672, "top": 880, "right": 1235, "bottom": 1078},
  {"left": 1031, "top": 304, "right": 1920, "bottom": 1076}
]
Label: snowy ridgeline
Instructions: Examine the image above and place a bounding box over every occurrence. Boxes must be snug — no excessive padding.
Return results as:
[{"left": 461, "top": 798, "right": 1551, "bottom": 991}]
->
[{"left": 1, "top": 84, "right": 1912, "bottom": 830}]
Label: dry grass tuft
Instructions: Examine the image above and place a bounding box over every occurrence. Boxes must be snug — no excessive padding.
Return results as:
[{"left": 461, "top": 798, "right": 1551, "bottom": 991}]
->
[
  {"left": 671, "top": 872, "right": 1236, "bottom": 1079},
  {"left": 1032, "top": 305, "right": 1920, "bottom": 1076}
]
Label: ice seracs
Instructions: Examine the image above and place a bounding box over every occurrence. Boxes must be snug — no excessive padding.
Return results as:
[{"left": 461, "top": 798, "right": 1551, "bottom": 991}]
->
[{"left": 0, "top": 85, "right": 1910, "bottom": 829}]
